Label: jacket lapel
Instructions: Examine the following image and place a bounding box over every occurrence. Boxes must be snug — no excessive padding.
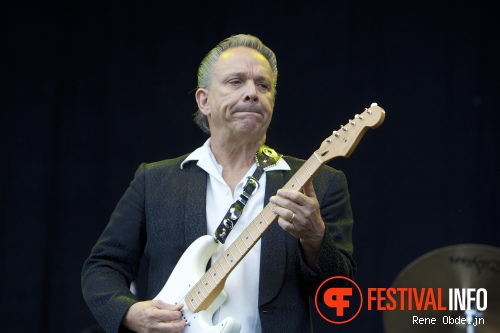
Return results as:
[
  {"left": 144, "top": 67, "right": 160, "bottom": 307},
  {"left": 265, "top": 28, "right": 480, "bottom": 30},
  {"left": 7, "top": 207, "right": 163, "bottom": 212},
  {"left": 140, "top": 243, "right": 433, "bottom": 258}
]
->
[
  {"left": 259, "top": 170, "right": 287, "bottom": 307},
  {"left": 183, "top": 163, "right": 208, "bottom": 246}
]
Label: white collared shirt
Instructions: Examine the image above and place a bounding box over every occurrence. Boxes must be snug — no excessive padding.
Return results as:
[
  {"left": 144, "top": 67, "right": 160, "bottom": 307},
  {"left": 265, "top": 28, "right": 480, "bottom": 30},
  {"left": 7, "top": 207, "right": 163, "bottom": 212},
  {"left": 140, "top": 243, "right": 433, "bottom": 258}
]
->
[{"left": 181, "top": 139, "right": 290, "bottom": 333}]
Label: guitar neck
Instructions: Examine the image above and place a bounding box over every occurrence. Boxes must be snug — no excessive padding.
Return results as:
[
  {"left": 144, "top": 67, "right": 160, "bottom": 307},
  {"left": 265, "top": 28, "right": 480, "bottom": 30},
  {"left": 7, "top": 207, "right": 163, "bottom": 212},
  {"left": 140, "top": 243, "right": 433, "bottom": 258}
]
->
[{"left": 184, "top": 154, "right": 324, "bottom": 312}]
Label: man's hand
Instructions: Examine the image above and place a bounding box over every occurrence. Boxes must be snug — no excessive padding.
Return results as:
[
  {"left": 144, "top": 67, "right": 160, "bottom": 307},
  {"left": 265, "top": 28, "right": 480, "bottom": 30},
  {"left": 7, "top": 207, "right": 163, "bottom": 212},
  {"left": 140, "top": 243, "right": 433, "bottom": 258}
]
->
[
  {"left": 122, "top": 300, "right": 185, "bottom": 333},
  {"left": 269, "top": 179, "right": 325, "bottom": 268}
]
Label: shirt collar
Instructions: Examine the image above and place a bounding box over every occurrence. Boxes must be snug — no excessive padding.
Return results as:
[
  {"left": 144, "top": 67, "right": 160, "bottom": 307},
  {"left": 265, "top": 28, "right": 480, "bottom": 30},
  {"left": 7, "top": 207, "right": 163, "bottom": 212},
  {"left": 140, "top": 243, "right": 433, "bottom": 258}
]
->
[{"left": 181, "top": 138, "right": 291, "bottom": 173}]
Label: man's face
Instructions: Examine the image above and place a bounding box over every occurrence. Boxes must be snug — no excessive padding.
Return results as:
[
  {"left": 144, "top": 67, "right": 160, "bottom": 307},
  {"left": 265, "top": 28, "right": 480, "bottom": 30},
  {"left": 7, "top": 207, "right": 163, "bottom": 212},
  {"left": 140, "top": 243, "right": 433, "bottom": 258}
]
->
[{"left": 196, "top": 46, "right": 275, "bottom": 142}]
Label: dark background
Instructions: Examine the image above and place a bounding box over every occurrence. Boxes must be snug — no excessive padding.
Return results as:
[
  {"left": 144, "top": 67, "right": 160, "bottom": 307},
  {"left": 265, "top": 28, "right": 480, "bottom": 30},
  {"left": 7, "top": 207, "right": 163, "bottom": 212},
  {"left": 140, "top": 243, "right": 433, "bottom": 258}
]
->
[{"left": 1, "top": 1, "right": 499, "bottom": 332}]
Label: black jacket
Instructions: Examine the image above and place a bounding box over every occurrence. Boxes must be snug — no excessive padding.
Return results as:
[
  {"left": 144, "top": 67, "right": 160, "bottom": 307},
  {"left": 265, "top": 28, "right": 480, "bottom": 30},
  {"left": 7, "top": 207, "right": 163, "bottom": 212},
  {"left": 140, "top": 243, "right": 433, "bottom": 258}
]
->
[{"left": 81, "top": 155, "right": 356, "bottom": 333}]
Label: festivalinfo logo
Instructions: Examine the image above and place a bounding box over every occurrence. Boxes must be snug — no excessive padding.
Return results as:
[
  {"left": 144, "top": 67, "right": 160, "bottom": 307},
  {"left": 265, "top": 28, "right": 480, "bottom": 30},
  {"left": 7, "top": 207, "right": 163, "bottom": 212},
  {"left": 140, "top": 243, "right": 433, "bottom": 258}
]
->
[{"left": 315, "top": 277, "right": 488, "bottom": 327}]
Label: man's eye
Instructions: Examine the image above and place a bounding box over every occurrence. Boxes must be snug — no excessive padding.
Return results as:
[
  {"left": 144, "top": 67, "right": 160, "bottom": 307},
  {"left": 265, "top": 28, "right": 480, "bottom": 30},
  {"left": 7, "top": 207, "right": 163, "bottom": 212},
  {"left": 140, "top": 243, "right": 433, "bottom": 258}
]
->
[
  {"left": 257, "top": 83, "right": 270, "bottom": 90},
  {"left": 229, "top": 80, "right": 241, "bottom": 85}
]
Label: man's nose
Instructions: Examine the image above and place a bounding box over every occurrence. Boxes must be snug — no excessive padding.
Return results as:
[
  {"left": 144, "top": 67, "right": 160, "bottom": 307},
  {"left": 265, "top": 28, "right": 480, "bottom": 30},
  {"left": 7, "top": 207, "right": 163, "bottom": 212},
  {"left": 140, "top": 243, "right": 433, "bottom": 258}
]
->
[{"left": 244, "top": 81, "right": 259, "bottom": 102}]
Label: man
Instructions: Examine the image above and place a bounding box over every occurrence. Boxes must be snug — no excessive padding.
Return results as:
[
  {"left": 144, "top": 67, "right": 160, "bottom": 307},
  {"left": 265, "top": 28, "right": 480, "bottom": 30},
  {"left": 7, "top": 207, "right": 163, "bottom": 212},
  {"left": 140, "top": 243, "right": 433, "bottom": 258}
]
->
[{"left": 82, "top": 34, "right": 355, "bottom": 333}]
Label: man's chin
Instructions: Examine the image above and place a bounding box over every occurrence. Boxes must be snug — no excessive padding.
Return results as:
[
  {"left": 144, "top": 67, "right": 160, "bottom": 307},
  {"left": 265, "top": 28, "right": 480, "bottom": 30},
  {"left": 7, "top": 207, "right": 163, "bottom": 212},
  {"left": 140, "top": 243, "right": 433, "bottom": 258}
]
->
[{"left": 232, "top": 121, "right": 269, "bottom": 138}]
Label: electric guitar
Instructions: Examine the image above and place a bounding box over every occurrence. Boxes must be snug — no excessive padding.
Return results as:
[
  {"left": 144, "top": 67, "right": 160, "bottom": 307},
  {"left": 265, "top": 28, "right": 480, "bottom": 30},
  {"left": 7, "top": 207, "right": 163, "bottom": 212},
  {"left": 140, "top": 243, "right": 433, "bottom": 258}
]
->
[{"left": 154, "top": 103, "right": 386, "bottom": 332}]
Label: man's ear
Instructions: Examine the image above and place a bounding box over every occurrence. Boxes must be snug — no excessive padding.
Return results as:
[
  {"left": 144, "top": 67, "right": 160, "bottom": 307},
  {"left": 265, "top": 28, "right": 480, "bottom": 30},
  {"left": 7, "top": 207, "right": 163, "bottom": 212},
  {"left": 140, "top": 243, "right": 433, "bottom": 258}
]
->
[{"left": 195, "top": 88, "right": 210, "bottom": 115}]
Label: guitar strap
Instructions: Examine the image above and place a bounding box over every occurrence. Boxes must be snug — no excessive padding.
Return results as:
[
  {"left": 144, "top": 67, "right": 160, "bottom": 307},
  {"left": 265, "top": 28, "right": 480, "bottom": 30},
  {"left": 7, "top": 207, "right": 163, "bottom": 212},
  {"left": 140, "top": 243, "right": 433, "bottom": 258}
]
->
[{"left": 214, "top": 145, "right": 282, "bottom": 244}]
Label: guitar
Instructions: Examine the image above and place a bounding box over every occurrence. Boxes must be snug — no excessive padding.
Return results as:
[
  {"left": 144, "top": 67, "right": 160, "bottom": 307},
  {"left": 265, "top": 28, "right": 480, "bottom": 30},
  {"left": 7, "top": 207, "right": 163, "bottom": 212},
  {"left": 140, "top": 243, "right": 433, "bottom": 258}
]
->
[{"left": 154, "top": 103, "right": 386, "bottom": 332}]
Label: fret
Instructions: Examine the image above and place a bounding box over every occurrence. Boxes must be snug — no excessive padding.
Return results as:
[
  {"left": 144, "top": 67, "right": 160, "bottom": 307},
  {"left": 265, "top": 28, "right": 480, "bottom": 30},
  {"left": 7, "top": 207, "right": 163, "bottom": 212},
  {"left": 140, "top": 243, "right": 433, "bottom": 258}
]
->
[
  {"left": 295, "top": 168, "right": 309, "bottom": 185},
  {"left": 213, "top": 264, "right": 224, "bottom": 280},
  {"left": 282, "top": 158, "right": 323, "bottom": 193},
  {"left": 234, "top": 238, "right": 247, "bottom": 255},
  {"left": 305, "top": 157, "right": 322, "bottom": 173},
  {"left": 222, "top": 254, "right": 232, "bottom": 268},
  {"left": 285, "top": 177, "right": 301, "bottom": 191},
  {"left": 313, "top": 151, "right": 324, "bottom": 164},
  {"left": 195, "top": 281, "right": 207, "bottom": 296},
  {"left": 194, "top": 286, "right": 205, "bottom": 299},
  {"left": 201, "top": 276, "right": 213, "bottom": 291},
  {"left": 303, "top": 162, "right": 313, "bottom": 176},
  {"left": 262, "top": 206, "right": 277, "bottom": 222},
  {"left": 247, "top": 224, "right": 260, "bottom": 240},
  {"left": 186, "top": 293, "right": 196, "bottom": 308},
  {"left": 208, "top": 268, "right": 220, "bottom": 285},
  {"left": 293, "top": 174, "right": 303, "bottom": 188},
  {"left": 223, "top": 252, "right": 235, "bottom": 267},
  {"left": 202, "top": 275, "right": 214, "bottom": 290},
  {"left": 218, "top": 258, "right": 230, "bottom": 273},
  {"left": 228, "top": 245, "right": 242, "bottom": 261},
  {"left": 259, "top": 211, "right": 272, "bottom": 225},
  {"left": 253, "top": 219, "right": 264, "bottom": 233},
  {"left": 240, "top": 231, "right": 252, "bottom": 248},
  {"left": 188, "top": 291, "right": 200, "bottom": 307},
  {"left": 186, "top": 298, "right": 195, "bottom": 310}
]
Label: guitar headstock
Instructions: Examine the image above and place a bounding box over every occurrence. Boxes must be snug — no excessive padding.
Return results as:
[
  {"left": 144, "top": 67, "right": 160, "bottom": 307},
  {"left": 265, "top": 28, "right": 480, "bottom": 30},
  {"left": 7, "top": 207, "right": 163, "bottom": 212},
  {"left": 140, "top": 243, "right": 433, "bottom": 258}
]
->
[{"left": 315, "top": 103, "right": 385, "bottom": 163}]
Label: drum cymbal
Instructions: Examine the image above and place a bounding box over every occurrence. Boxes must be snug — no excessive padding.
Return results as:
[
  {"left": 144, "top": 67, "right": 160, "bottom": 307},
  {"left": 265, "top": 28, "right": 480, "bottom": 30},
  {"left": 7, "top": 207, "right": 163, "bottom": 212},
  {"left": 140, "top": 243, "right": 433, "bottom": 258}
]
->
[{"left": 383, "top": 244, "right": 500, "bottom": 333}]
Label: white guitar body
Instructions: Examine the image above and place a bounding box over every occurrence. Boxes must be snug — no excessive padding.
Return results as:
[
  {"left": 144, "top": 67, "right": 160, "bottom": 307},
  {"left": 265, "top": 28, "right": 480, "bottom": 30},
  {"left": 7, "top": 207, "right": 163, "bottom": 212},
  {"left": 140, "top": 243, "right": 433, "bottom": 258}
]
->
[{"left": 154, "top": 235, "right": 241, "bottom": 333}]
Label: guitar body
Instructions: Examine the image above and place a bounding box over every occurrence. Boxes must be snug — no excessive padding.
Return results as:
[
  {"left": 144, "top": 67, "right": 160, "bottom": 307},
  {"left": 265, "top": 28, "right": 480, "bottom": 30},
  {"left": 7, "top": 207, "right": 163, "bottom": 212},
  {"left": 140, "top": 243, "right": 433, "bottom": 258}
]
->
[{"left": 154, "top": 235, "right": 241, "bottom": 333}]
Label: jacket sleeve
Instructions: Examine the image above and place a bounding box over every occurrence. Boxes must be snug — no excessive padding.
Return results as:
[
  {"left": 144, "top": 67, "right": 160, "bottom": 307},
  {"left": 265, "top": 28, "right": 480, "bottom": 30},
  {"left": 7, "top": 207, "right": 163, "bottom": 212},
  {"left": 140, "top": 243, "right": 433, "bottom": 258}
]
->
[
  {"left": 298, "top": 168, "right": 356, "bottom": 294},
  {"left": 81, "top": 164, "right": 148, "bottom": 333}
]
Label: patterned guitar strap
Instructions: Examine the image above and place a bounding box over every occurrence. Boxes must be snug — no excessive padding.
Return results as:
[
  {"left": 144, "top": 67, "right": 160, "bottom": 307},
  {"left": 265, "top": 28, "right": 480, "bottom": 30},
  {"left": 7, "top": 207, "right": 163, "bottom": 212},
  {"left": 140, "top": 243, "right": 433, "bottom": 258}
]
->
[{"left": 214, "top": 145, "right": 282, "bottom": 244}]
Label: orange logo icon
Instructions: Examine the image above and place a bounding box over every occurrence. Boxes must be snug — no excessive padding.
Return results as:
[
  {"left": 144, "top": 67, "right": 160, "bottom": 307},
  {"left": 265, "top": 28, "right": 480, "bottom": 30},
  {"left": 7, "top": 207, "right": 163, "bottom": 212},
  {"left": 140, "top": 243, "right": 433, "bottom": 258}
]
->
[{"left": 315, "top": 276, "right": 363, "bottom": 324}]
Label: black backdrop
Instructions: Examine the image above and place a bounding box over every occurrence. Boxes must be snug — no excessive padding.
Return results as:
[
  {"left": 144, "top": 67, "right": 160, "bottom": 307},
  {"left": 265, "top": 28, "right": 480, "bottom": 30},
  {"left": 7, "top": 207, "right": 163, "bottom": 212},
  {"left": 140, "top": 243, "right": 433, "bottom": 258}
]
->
[{"left": 1, "top": 1, "right": 499, "bottom": 332}]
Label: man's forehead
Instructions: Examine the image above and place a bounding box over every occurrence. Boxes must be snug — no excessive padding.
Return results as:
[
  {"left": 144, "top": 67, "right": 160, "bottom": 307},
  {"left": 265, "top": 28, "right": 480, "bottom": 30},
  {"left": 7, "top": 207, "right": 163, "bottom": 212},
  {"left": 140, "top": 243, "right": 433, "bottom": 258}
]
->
[{"left": 215, "top": 46, "right": 272, "bottom": 73}]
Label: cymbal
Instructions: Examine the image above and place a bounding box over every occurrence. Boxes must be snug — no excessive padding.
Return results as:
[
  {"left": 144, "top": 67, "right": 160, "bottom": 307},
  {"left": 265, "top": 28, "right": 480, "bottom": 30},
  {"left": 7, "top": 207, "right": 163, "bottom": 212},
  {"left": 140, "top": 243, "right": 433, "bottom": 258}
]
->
[{"left": 383, "top": 244, "right": 500, "bottom": 333}]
